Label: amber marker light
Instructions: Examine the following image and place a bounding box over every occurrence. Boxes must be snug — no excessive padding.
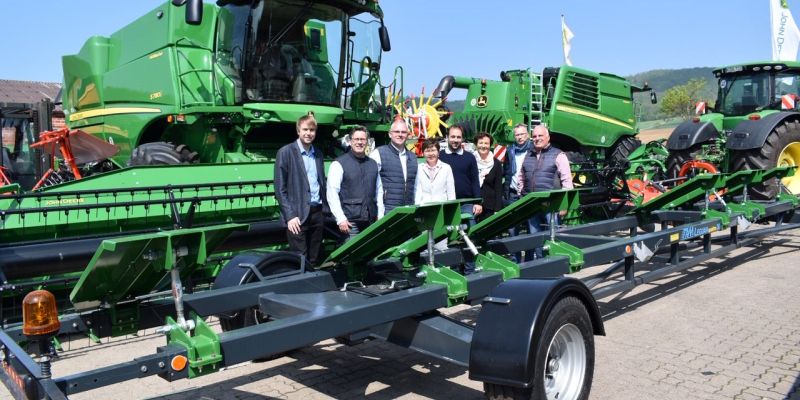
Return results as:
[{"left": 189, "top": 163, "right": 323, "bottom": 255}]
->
[
  {"left": 22, "top": 290, "right": 60, "bottom": 337},
  {"left": 171, "top": 355, "right": 188, "bottom": 372},
  {"left": 748, "top": 114, "right": 761, "bottom": 121}
]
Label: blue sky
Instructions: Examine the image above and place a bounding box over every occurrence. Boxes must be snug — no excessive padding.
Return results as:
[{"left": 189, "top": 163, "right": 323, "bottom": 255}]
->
[{"left": 0, "top": 0, "right": 790, "bottom": 97}]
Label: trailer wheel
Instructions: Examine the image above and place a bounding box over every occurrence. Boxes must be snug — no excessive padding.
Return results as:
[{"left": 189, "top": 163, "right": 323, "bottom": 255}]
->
[
  {"left": 607, "top": 136, "right": 641, "bottom": 167},
  {"left": 213, "top": 252, "right": 302, "bottom": 331},
  {"left": 731, "top": 120, "right": 800, "bottom": 199},
  {"left": 128, "top": 142, "right": 199, "bottom": 166},
  {"left": 484, "top": 296, "right": 594, "bottom": 400}
]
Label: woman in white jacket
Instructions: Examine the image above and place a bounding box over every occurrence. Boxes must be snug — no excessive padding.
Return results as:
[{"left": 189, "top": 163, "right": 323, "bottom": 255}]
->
[{"left": 415, "top": 138, "right": 456, "bottom": 205}]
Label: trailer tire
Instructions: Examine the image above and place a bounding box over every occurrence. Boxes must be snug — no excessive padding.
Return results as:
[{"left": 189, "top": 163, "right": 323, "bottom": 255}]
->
[
  {"left": 128, "top": 141, "right": 199, "bottom": 166},
  {"left": 213, "top": 252, "right": 303, "bottom": 332},
  {"left": 730, "top": 120, "right": 800, "bottom": 199},
  {"left": 483, "top": 296, "right": 594, "bottom": 400}
]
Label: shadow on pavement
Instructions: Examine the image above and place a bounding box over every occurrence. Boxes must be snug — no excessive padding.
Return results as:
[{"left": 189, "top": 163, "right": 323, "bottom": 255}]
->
[{"left": 148, "top": 339, "right": 483, "bottom": 400}]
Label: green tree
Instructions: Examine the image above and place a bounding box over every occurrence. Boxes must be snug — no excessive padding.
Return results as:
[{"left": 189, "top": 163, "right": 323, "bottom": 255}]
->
[{"left": 660, "top": 78, "right": 709, "bottom": 118}]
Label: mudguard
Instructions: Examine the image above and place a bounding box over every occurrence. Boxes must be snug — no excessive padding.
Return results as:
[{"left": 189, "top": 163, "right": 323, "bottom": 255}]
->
[
  {"left": 212, "top": 251, "right": 303, "bottom": 288},
  {"left": 666, "top": 120, "right": 721, "bottom": 150},
  {"left": 468, "top": 277, "right": 604, "bottom": 388},
  {"left": 727, "top": 111, "right": 800, "bottom": 150}
]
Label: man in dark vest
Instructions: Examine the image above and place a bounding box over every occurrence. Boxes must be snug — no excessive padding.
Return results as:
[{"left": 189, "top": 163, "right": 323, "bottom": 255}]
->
[
  {"left": 519, "top": 125, "right": 573, "bottom": 259},
  {"left": 275, "top": 113, "right": 328, "bottom": 266},
  {"left": 370, "top": 118, "right": 417, "bottom": 216},
  {"left": 327, "top": 126, "right": 383, "bottom": 241}
]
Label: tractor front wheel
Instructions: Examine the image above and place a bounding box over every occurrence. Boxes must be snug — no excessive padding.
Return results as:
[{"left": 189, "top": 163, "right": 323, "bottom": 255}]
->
[
  {"left": 730, "top": 120, "right": 800, "bottom": 199},
  {"left": 128, "top": 142, "right": 198, "bottom": 166}
]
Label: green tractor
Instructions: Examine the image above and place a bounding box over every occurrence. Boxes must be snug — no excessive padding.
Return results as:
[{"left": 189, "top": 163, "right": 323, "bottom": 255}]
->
[
  {"left": 56, "top": 0, "right": 396, "bottom": 183},
  {"left": 431, "top": 66, "right": 658, "bottom": 168},
  {"left": 665, "top": 61, "right": 800, "bottom": 199}
]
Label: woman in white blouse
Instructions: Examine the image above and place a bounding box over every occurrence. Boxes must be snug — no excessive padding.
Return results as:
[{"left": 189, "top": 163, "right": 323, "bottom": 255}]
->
[{"left": 414, "top": 138, "right": 456, "bottom": 205}]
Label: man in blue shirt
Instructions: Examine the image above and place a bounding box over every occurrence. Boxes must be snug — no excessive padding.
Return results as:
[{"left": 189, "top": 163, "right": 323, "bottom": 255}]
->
[
  {"left": 275, "top": 114, "right": 328, "bottom": 266},
  {"left": 439, "top": 125, "right": 482, "bottom": 223}
]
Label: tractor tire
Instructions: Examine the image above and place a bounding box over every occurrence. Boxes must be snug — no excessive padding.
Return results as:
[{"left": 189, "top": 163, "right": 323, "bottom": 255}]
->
[
  {"left": 127, "top": 142, "right": 199, "bottom": 166},
  {"left": 212, "top": 252, "right": 303, "bottom": 332},
  {"left": 607, "top": 136, "right": 641, "bottom": 167},
  {"left": 483, "top": 296, "right": 594, "bottom": 400},
  {"left": 730, "top": 120, "right": 800, "bottom": 200},
  {"left": 666, "top": 144, "right": 705, "bottom": 180},
  {"left": 39, "top": 168, "right": 76, "bottom": 188}
]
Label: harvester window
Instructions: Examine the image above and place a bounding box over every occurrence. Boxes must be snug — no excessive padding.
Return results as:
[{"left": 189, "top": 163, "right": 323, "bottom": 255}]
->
[{"left": 220, "top": 0, "right": 343, "bottom": 105}]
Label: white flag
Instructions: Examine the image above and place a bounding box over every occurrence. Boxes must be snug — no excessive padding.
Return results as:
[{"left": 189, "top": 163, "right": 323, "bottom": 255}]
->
[
  {"left": 771, "top": 0, "right": 800, "bottom": 61},
  {"left": 561, "top": 15, "right": 575, "bottom": 66}
]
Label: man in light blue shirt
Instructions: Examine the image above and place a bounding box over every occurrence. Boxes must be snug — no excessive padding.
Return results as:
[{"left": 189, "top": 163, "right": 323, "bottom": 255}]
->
[{"left": 274, "top": 114, "right": 328, "bottom": 266}]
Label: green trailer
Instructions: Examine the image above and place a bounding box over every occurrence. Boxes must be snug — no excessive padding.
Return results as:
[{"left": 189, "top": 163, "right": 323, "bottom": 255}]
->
[{"left": 0, "top": 162, "right": 798, "bottom": 400}]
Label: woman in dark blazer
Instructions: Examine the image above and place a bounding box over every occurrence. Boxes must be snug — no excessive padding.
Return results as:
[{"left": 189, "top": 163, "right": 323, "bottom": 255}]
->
[{"left": 474, "top": 132, "right": 504, "bottom": 222}]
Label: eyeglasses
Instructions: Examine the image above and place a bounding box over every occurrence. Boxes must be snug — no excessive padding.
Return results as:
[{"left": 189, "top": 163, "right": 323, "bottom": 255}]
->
[{"left": 390, "top": 130, "right": 409, "bottom": 134}]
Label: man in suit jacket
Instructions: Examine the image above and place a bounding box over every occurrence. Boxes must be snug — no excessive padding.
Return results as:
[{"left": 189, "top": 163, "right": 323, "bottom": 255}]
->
[{"left": 274, "top": 114, "right": 328, "bottom": 266}]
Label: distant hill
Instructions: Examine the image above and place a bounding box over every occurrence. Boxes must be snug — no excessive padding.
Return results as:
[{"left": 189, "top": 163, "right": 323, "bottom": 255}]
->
[
  {"left": 626, "top": 67, "right": 716, "bottom": 93},
  {"left": 626, "top": 67, "right": 717, "bottom": 121}
]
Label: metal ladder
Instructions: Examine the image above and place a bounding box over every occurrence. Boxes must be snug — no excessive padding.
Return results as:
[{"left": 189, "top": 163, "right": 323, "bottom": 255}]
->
[{"left": 529, "top": 70, "right": 544, "bottom": 129}]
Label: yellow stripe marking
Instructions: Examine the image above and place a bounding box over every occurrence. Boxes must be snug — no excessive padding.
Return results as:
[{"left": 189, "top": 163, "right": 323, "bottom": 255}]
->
[
  {"left": 68, "top": 107, "right": 162, "bottom": 122},
  {"left": 555, "top": 104, "right": 634, "bottom": 130}
]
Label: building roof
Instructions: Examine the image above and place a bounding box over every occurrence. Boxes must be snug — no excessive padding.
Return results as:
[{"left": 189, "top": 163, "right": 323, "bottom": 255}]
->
[{"left": 0, "top": 79, "right": 61, "bottom": 104}]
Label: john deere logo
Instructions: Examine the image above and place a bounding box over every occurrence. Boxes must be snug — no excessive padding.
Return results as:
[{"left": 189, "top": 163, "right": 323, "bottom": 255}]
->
[{"left": 476, "top": 95, "right": 488, "bottom": 108}]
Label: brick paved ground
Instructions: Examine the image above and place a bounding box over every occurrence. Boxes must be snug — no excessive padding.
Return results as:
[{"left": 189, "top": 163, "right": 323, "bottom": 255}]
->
[{"left": 1, "top": 231, "right": 798, "bottom": 400}]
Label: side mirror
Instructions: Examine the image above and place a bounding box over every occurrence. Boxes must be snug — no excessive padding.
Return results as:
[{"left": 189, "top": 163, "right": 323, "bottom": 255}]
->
[
  {"left": 650, "top": 91, "right": 658, "bottom": 104},
  {"left": 379, "top": 25, "right": 391, "bottom": 52},
  {"left": 186, "top": 0, "right": 203, "bottom": 25}
]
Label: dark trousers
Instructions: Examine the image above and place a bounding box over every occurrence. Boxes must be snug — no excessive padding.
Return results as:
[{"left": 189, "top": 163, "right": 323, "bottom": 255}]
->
[
  {"left": 286, "top": 206, "right": 324, "bottom": 267},
  {"left": 340, "top": 220, "right": 372, "bottom": 243}
]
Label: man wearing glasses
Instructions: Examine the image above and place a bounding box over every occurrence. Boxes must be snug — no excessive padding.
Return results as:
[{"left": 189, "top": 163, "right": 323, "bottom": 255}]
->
[
  {"left": 369, "top": 117, "right": 418, "bottom": 215},
  {"left": 327, "top": 126, "right": 383, "bottom": 241}
]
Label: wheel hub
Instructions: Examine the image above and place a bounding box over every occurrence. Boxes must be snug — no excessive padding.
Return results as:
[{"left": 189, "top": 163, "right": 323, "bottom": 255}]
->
[
  {"left": 778, "top": 142, "right": 800, "bottom": 194},
  {"left": 548, "top": 357, "right": 560, "bottom": 373},
  {"left": 543, "top": 323, "right": 587, "bottom": 400}
]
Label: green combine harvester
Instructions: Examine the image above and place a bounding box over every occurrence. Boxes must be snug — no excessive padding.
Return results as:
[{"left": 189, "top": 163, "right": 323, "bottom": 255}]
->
[
  {"left": 1, "top": 2, "right": 800, "bottom": 400},
  {"left": 432, "top": 66, "right": 658, "bottom": 168},
  {"left": 48, "top": 0, "right": 396, "bottom": 184}
]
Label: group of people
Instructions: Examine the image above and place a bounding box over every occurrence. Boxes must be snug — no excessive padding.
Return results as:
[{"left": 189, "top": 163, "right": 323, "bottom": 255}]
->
[{"left": 274, "top": 114, "right": 572, "bottom": 267}]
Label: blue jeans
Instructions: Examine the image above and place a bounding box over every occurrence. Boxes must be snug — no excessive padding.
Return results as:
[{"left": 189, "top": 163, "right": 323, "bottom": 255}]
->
[
  {"left": 460, "top": 203, "right": 476, "bottom": 227},
  {"left": 526, "top": 212, "right": 557, "bottom": 260}
]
